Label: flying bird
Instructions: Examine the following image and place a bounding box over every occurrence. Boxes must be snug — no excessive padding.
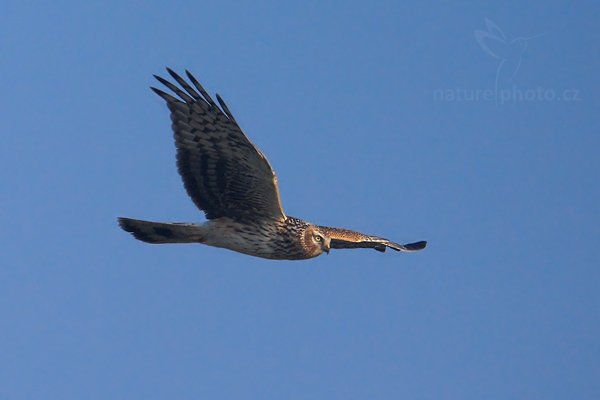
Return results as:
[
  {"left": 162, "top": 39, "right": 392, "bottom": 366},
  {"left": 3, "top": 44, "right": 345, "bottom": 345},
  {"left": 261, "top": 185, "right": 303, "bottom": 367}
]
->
[{"left": 118, "top": 69, "right": 427, "bottom": 260}]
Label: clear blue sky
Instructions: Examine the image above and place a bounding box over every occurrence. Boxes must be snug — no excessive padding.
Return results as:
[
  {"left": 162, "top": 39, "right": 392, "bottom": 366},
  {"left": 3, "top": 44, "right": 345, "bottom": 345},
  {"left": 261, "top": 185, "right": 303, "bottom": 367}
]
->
[{"left": 1, "top": 1, "right": 599, "bottom": 399}]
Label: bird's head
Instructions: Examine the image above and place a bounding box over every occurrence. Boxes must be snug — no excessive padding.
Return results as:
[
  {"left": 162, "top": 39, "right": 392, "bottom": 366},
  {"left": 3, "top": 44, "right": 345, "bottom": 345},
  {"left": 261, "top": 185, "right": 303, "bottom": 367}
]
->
[{"left": 303, "top": 226, "right": 331, "bottom": 257}]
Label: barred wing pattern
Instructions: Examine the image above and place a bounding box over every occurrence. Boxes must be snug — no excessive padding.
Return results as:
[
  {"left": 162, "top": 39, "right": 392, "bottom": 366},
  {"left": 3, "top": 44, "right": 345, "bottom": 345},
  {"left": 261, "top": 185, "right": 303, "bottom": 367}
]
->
[
  {"left": 151, "top": 69, "right": 286, "bottom": 222},
  {"left": 317, "top": 226, "right": 427, "bottom": 253}
]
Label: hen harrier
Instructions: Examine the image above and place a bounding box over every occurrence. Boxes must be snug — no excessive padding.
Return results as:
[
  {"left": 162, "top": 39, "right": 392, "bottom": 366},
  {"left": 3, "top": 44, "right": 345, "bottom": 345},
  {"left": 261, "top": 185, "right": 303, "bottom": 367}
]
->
[{"left": 118, "top": 69, "right": 427, "bottom": 260}]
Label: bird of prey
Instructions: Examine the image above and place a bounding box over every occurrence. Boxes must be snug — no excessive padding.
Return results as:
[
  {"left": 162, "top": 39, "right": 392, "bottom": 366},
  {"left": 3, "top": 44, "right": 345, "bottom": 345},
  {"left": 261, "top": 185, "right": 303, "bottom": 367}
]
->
[{"left": 118, "top": 68, "right": 427, "bottom": 260}]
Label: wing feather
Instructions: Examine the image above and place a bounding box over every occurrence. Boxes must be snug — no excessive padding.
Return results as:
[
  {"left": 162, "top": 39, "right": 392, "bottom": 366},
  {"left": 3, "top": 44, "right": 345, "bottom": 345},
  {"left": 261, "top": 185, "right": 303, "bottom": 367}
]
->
[
  {"left": 153, "top": 68, "right": 286, "bottom": 222},
  {"left": 318, "top": 226, "right": 427, "bottom": 253}
]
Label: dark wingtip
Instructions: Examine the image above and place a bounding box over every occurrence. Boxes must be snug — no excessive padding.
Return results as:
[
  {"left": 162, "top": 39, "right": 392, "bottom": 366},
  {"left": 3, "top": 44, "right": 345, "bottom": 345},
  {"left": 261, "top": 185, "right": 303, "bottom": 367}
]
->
[
  {"left": 166, "top": 67, "right": 184, "bottom": 83},
  {"left": 165, "top": 67, "right": 181, "bottom": 82},
  {"left": 404, "top": 241, "right": 427, "bottom": 251},
  {"left": 150, "top": 86, "right": 163, "bottom": 96},
  {"left": 117, "top": 217, "right": 134, "bottom": 232},
  {"left": 150, "top": 86, "right": 180, "bottom": 103}
]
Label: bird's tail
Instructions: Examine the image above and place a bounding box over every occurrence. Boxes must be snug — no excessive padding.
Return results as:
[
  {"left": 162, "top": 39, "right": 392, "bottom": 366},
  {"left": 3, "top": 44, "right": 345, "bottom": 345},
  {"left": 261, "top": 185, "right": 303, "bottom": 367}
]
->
[{"left": 118, "top": 217, "right": 206, "bottom": 244}]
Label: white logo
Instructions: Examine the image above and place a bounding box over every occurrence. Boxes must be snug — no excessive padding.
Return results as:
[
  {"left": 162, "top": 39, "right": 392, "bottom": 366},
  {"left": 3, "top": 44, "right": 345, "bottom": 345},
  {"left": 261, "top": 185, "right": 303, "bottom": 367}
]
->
[
  {"left": 474, "top": 18, "right": 544, "bottom": 95},
  {"left": 432, "top": 19, "right": 581, "bottom": 104}
]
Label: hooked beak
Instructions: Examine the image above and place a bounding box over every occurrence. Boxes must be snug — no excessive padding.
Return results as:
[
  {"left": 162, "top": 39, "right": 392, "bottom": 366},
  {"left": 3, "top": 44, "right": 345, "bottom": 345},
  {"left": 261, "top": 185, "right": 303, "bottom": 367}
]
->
[{"left": 324, "top": 238, "right": 331, "bottom": 254}]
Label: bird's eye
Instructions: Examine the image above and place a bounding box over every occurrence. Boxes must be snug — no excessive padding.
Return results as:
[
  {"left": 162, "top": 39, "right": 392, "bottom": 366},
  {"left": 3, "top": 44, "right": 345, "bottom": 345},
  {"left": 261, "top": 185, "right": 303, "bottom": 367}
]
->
[{"left": 314, "top": 235, "right": 322, "bottom": 242}]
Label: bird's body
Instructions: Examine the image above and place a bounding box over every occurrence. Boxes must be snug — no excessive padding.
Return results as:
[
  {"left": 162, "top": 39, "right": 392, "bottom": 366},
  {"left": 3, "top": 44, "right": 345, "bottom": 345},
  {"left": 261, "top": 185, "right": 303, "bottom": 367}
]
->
[
  {"left": 120, "top": 216, "right": 328, "bottom": 260},
  {"left": 119, "top": 69, "right": 426, "bottom": 260}
]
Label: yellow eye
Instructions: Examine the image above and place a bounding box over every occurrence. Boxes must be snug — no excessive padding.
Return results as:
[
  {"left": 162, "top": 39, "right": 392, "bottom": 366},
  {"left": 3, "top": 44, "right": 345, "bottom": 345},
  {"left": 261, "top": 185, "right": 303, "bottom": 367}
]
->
[{"left": 314, "top": 235, "right": 322, "bottom": 242}]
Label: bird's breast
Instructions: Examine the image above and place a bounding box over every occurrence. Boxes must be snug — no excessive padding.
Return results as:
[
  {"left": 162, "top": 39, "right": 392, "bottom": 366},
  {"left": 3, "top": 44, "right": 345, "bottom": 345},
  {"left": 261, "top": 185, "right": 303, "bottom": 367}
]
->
[{"left": 203, "top": 218, "right": 310, "bottom": 260}]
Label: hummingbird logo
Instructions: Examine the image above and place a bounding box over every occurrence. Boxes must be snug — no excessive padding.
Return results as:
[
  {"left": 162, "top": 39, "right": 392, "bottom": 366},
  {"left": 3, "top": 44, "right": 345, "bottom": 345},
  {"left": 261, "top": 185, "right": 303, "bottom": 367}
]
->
[{"left": 474, "top": 18, "right": 544, "bottom": 97}]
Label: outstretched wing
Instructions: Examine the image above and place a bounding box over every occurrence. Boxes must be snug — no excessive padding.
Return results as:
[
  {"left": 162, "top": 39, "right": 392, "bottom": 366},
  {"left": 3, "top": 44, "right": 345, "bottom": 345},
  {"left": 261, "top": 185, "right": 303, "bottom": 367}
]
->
[
  {"left": 318, "top": 226, "right": 427, "bottom": 253},
  {"left": 151, "top": 68, "right": 286, "bottom": 222}
]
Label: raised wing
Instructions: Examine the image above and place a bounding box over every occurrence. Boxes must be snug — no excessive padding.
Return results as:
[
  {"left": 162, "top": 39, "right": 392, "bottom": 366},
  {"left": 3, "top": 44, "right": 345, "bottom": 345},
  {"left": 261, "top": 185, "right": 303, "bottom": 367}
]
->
[
  {"left": 318, "top": 226, "right": 427, "bottom": 253},
  {"left": 151, "top": 68, "right": 286, "bottom": 222}
]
